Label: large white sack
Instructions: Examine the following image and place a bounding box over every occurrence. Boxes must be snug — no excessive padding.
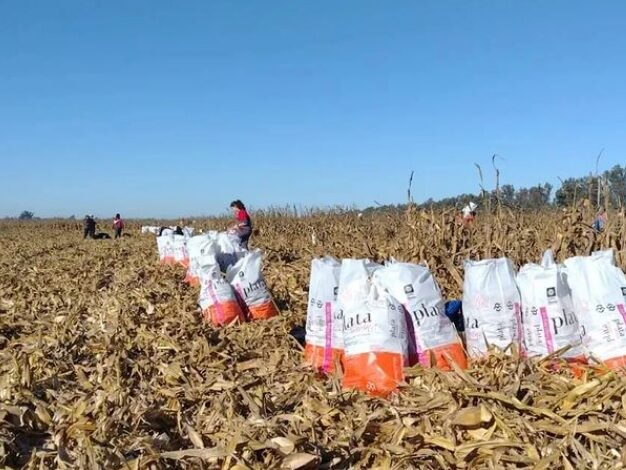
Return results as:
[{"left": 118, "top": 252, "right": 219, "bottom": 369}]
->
[
  {"left": 463, "top": 257, "right": 522, "bottom": 357},
  {"left": 226, "top": 249, "right": 277, "bottom": 320},
  {"left": 375, "top": 261, "right": 467, "bottom": 369},
  {"left": 198, "top": 259, "right": 243, "bottom": 326},
  {"left": 338, "top": 259, "right": 407, "bottom": 397},
  {"left": 185, "top": 235, "right": 218, "bottom": 285},
  {"left": 564, "top": 250, "right": 626, "bottom": 367},
  {"left": 304, "top": 256, "right": 343, "bottom": 372},
  {"left": 517, "top": 250, "right": 584, "bottom": 360},
  {"left": 156, "top": 233, "right": 175, "bottom": 264},
  {"left": 172, "top": 235, "right": 189, "bottom": 266}
]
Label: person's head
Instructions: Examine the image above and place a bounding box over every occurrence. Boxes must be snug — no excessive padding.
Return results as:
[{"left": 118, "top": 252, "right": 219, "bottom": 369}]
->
[
  {"left": 230, "top": 200, "right": 246, "bottom": 213},
  {"left": 115, "top": 213, "right": 120, "bottom": 219}
]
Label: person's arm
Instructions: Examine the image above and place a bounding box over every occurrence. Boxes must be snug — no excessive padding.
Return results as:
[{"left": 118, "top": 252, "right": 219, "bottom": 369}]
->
[{"left": 231, "top": 212, "right": 245, "bottom": 229}]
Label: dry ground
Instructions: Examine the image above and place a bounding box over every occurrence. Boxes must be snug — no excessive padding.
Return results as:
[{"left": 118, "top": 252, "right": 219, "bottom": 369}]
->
[{"left": 1, "top": 208, "right": 626, "bottom": 469}]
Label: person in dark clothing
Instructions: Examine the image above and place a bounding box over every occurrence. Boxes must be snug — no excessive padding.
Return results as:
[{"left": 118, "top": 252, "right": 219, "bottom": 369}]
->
[
  {"left": 229, "top": 200, "right": 252, "bottom": 249},
  {"left": 83, "top": 215, "right": 96, "bottom": 239},
  {"left": 113, "top": 213, "right": 125, "bottom": 239}
]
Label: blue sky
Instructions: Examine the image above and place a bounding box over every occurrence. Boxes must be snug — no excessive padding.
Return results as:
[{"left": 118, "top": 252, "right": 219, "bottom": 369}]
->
[{"left": 1, "top": 1, "right": 626, "bottom": 218}]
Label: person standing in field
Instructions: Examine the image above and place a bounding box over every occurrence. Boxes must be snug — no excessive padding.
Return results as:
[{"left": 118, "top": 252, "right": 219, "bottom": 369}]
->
[
  {"left": 113, "top": 213, "right": 125, "bottom": 239},
  {"left": 83, "top": 215, "right": 96, "bottom": 239},
  {"left": 457, "top": 202, "right": 477, "bottom": 227},
  {"left": 593, "top": 207, "right": 607, "bottom": 233},
  {"left": 229, "top": 200, "right": 252, "bottom": 249}
]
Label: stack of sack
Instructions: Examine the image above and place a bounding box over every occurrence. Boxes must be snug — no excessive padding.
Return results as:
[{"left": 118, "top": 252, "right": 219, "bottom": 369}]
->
[
  {"left": 156, "top": 230, "right": 279, "bottom": 327},
  {"left": 305, "top": 257, "right": 466, "bottom": 397},
  {"left": 463, "top": 249, "right": 626, "bottom": 372},
  {"left": 198, "top": 248, "right": 279, "bottom": 326},
  {"left": 304, "top": 248, "right": 626, "bottom": 397}
]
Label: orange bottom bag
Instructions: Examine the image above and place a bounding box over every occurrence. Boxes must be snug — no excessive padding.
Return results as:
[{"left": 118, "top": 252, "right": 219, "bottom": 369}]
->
[
  {"left": 246, "top": 301, "right": 278, "bottom": 321},
  {"left": 602, "top": 355, "right": 626, "bottom": 370},
  {"left": 184, "top": 272, "right": 200, "bottom": 287},
  {"left": 342, "top": 352, "right": 405, "bottom": 398},
  {"left": 304, "top": 343, "right": 344, "bottom": 373},
  {"left": 419, "top": 343, "right": 468, "bottom": 371},
  {"left": 202, "top": 300, "right": 243, "bottom": 326}
]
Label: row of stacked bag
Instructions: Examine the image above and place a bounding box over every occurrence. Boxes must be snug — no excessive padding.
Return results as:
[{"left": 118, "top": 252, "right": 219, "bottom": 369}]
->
[
  {"left": 156, "top": 230, "right": 278, "bottom": 325},
  {"left": 304, "top": 249, "right": 626, "bottom": 396}
]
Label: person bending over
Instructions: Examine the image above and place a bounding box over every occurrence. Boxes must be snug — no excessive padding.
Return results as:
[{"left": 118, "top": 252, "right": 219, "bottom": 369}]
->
[{"left": 229, "top": 200, "right": 252, "bottom": 249}]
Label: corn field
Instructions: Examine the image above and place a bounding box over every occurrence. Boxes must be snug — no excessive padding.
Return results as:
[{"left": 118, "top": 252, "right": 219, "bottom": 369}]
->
[{"left": 1, "top": 205, "right": 626, "bottom": 469}]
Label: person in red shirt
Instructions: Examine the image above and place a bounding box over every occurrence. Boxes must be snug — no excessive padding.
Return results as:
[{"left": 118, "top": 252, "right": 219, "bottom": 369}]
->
[
  {"left": 229, "top": 200, "right": 252, "bottom": 249},
  {"left": 113, "top": 213, "right": 125, "bottom": 239}
]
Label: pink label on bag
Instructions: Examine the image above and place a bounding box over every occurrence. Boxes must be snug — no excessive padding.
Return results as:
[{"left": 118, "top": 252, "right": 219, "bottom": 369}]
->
[
  {"left": 207, "top": 282, "right": 225, "bottom": 324},
  {"left": 539, "top": 306, "right": 555, "bottom": 354},
  {"left": 618, "top": 304, "right": 626, "bottom": 325},
  {"left": 515, "top": 302, "right": 522, "bottom": 345},
  {"left": 322, "top": 302, "right": 333, "bottom": 372}
]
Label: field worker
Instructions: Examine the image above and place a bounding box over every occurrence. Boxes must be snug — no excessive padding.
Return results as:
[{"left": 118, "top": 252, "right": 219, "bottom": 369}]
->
[
  {"left": 459, "top": 202, "right": 477, "bottom": 226},
  {"left": 83, "top": 215, "right": 96, "bottom": 239},
  {"left": 113, "top": 213, "right": 125, "bottom": 239},
  {"left": 229, "top": 200, "right": 253, "bottom": 249},
  {"left": 593, "top": 207, "right": 607, "bottom": 233}
]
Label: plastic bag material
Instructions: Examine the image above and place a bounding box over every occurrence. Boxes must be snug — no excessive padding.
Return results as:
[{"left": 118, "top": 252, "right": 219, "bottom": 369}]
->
[
  {"left": 226, "top": 249, "right": 278, "bottom": 320},
  {"left": 517, "top": 250, "right": 584, "bottom": 361},
  {"left": 338, "top": 259, "right": 407, "bottom": 397},
  {"left": 375, "top": 261, "right": 467, "bottom": 370},
  {"left": 216, "top": 232, "right": 246, "bottom": 272},
  {"left": 142, "top": 226, "right": 160, "bottom": 235},
  {"left": 564, "top": 250, "right": 626, "bottom": 369},
  {"left": 171, "top": 235, "right": 189, "bottom": 268},
  {"left": 304, "top": 257, "right": 343, "bottom": 373},
  {"left": 198, "top": 259, "right": 244, "bottom": 326},
  {"left": 463, "top": 257, "right": 522, "bottom": 357},
  {"left": 184, "top": 235, "right": 218, "bottom": 286},
  {"left": 157, "top": 234, "right": 175, "bottom": 265},
  {"left": 592, "top": 249, "right": 615, "bottom": 265}
]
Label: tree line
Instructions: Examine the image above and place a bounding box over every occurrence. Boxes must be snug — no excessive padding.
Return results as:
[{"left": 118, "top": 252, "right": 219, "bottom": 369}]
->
[{"left": 364, "top": 164, "right": 626, "bottom": 214}]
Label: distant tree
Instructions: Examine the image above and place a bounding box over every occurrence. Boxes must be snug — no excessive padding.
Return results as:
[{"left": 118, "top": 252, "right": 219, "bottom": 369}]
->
[
  {"left": 554, "top": 165, "right": 626, "bottom": 207},
  {"left": 555, "top": 177, "right": 591, "bottom": 207},
  {"left": 604, "top": 165, "right": 626, "bottom": 207},
  {"left": 68, "top": 215, "right": 76, "bottom": 220},
  {"left": 19, "top": 210, "right": 34, "bottom": 220},
  {"left": 360, "top": 167, "right": 626, "bottom": 213},
  {"left": 500, "top": 184, "right": 516, "bottom": 206}
]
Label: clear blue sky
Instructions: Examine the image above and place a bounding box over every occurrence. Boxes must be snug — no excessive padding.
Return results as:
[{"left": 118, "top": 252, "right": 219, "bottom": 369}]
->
[{"left": 2, "top": 1, "right": 626, "bottom": 218}]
